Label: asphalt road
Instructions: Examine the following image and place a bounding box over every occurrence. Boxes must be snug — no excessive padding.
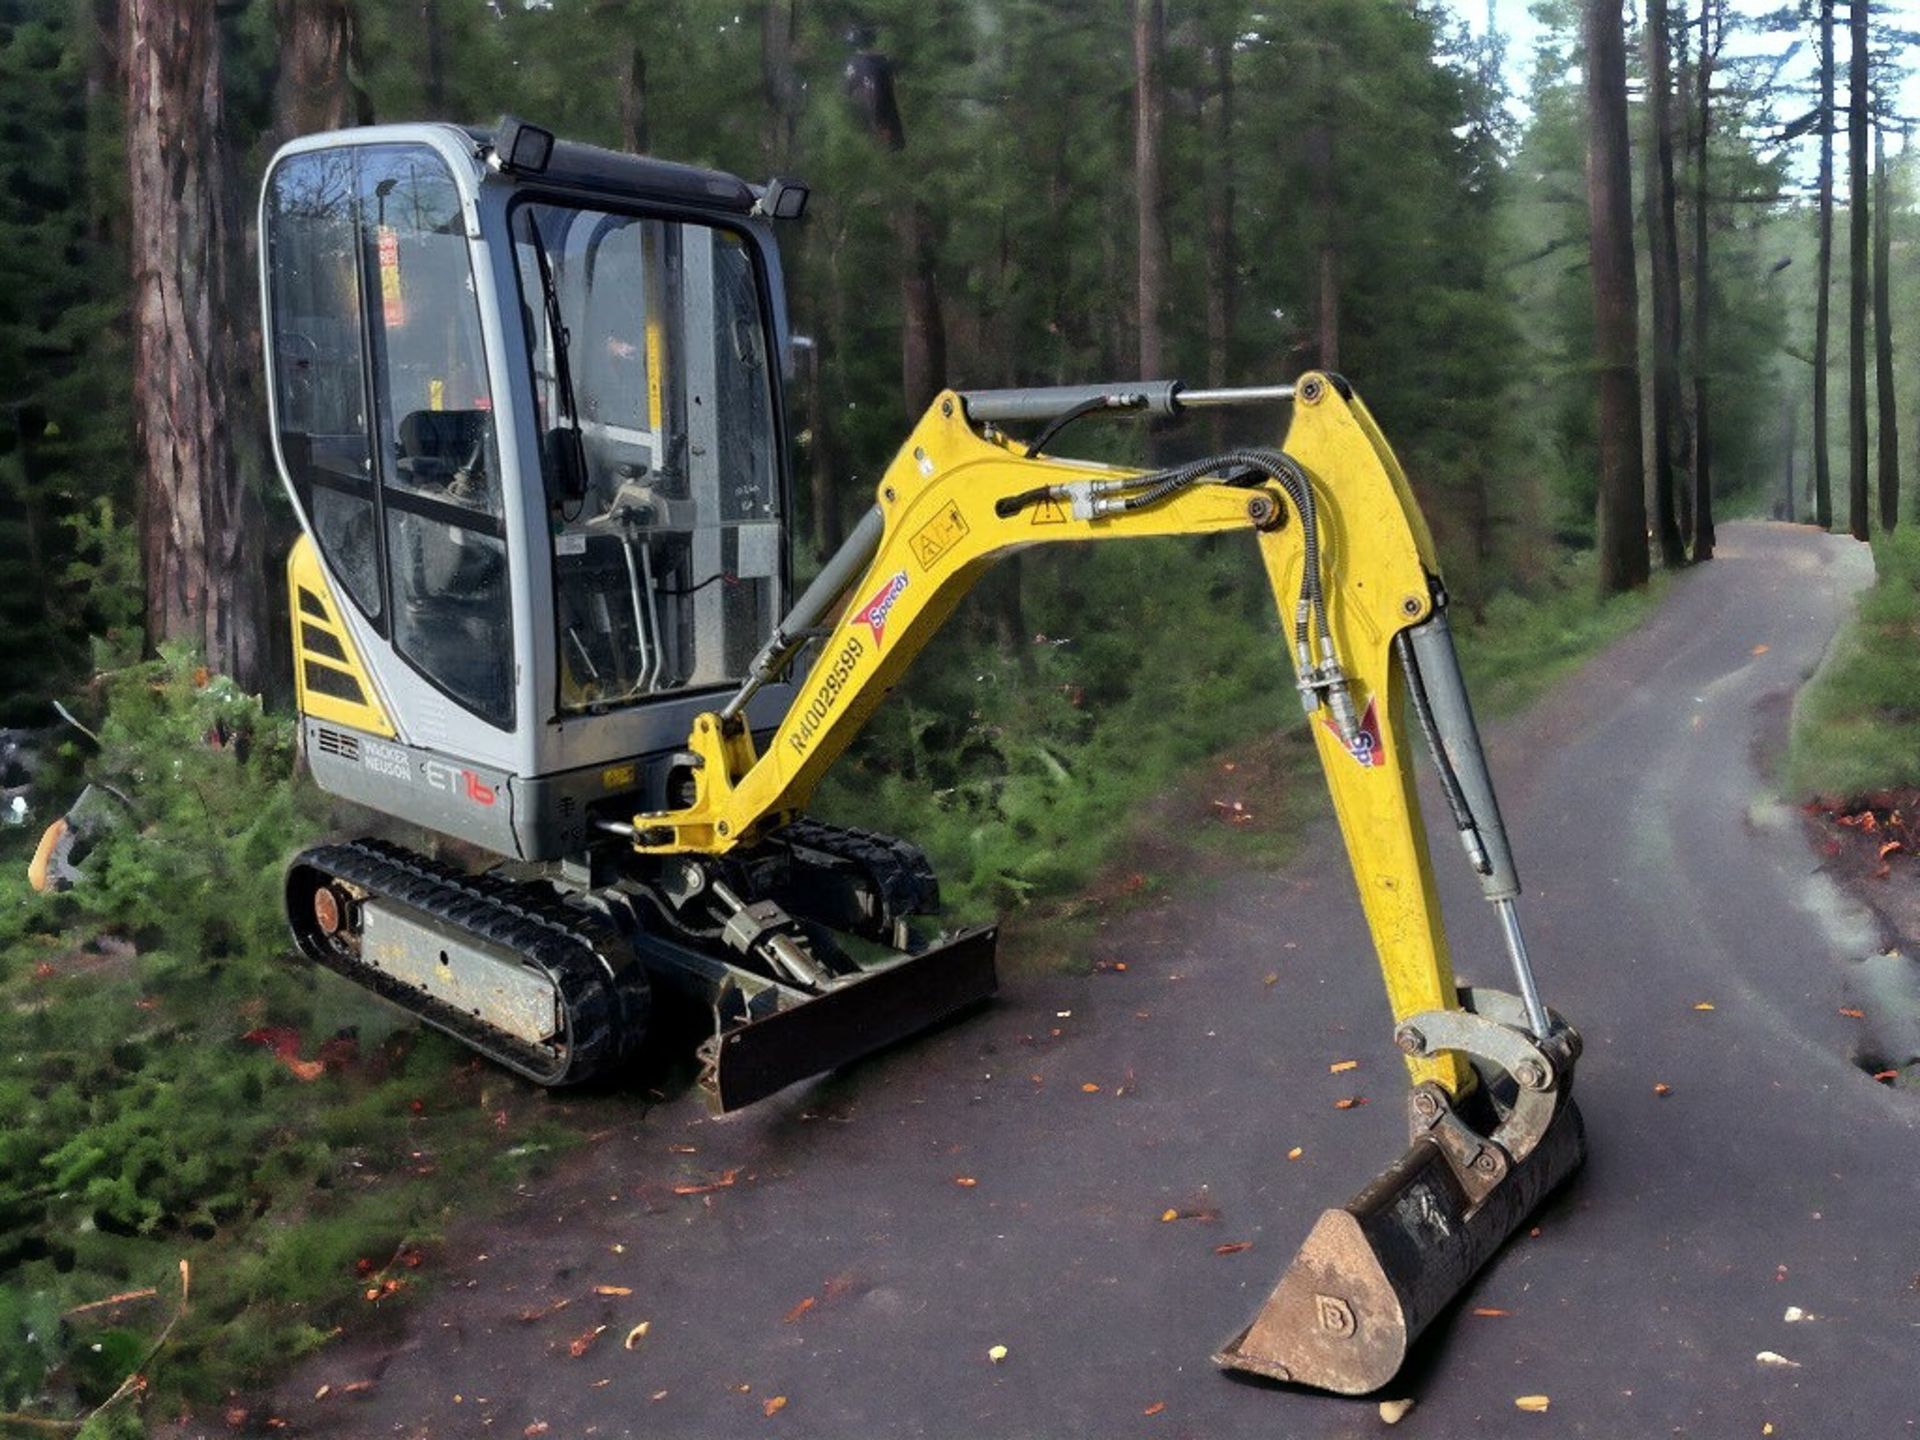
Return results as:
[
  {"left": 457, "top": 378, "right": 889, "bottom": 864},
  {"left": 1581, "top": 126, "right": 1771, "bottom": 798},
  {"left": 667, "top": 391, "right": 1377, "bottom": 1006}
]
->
[{"left": 272, "top": 521, "right": 1916, "bottom": 1438}]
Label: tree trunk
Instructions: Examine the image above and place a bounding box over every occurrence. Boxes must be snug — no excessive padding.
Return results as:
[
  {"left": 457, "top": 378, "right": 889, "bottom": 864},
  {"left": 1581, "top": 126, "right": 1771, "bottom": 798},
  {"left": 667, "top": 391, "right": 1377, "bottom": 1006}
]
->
[
  {"left": 761, "top": 0, "right": 798, "bottom": 169},
  {"left": 897, "top": 201, "right": 947, "bottom": 419},
  {"left": 420, "top": 0, "right": 445, "bottom": 112},
  {"left": 1846, "top": 0, "right": 1870, "bottom": 541},
  {"left": 1812, "top": 0, "right": 1835, "bottom": 530},
  {"left": 1782, "top": 399, "right": 1797, "bottom": 522},
  {"left": 1203, "top": 37, "right": 1236, "bottom": 450},
  {"left": 124, "top": 0, "right": 266, "bottom": 687},
  {"left": 1642, "top": 0, "right": 1688, "bottom": 568},
  {"left": 1313, "top": 148, "right": 1338, "bottom": 370},
  {"left": 1582, "top": 0, "right": 1650, "bottom": 593},
  {"left": 620, "top": 41, "right": 649, "bottom": 152},
  {"left": 1688, "top": 0, "right": 1715, "bottom": 561},
  {"left": 1133, "top": 0, "right": 1166, "bottom": 382},
  {"left": 1873, "top": 122, "right": 1899, "bottom": 531},
  {"left": 845, "top": 40, "right": 945, "bottom": 421},
  {"left": 272, "top": 0, "right": 369, "bottom": 143}
]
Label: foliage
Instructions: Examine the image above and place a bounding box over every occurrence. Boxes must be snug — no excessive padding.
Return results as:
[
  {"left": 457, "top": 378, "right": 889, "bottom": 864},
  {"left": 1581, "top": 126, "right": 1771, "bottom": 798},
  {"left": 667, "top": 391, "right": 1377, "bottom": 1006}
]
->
[
  {"left": 1789, "top": 529, "right": 1920, "bottom": 799},
  {"left": 0, "top": 0, "right": 134, "bottom": 722},
  {"left": 0, "top": 652, "right": 555, "bottom": 1425}
]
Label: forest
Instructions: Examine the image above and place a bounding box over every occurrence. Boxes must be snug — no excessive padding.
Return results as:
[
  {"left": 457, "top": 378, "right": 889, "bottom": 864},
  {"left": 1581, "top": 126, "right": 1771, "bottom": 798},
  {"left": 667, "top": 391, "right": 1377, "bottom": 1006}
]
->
[{"left": 0, "top": 0, "right": 1912, "bottom": 1430}]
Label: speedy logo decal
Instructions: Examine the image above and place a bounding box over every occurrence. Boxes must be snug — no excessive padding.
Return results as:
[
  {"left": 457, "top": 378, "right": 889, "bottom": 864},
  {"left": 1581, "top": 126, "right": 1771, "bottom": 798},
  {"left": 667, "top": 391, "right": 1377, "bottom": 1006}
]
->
[
  {"left": 789, "top": 634, "right": 865, "bottom": 757},
  {"left": 1319, "top": 696, "right": 1385, "bottom": 768},
  {"left": 852, "top": 570, "right": 910, "bottom": 646}
]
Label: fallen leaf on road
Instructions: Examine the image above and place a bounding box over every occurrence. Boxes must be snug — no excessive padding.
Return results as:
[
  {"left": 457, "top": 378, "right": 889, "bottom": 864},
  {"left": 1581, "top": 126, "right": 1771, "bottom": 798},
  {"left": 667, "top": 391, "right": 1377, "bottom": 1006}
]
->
[
  {"left": 1514, "top": 1395, "right": 1550, "bottom": 1413},
  {"left": 1379, "top": 1398, "right": 1416, "bottom": 1424},
  {"left": 1751, "top": 644, "right": 1770, "bottom": 656},
  {"left": 1755, "top": 1350, "right": 1801, "bottom": 1368},
  {"left": 1653, "top": 1083, "right": 1673, "bottom": 1097},
  {"left": 672, "top": 1168, "right": 740, "bottom": 1196},
  {"left": 1287, "top": 1146, "right": 1304, "bottom": 1160},
  {"left": 1692, "top": 1002, "right": 1716, "bottom": 1012},
  {"left": 525, "top": 1424, "right": 550, "bottom": 1437},
  {"left": 1160, "top": 1208, "right": 1179, "bottom": 1222},
  {"left": 763, "top": 1396, "right": 787, "bottom": 1417},
  {"left": 1213, "top": 1242, "right": 1252, "bottom": 1256},
  {"left": 988, "top": 1344, "right": 1009, "bottom": 1364},
  {"left": 1143, "top": 1401, "right": 1166, "bottom": 1416},
  {"left": 1472, "top": 1307, "right": 1510, "bottom": 1317},
  {"left": 593, "top": 1285, "right": 632, "bottom": 1297},
  {"left": 1333, "top": 1096, "right": 1368, "bottom": 1110},
  {"left": 955, "top": 1176, "right": 978, "bottom": 1188},
  {"left": 567, "top": 1326, "right": 607, "bottom": 1358},
  {"left": 1838, "top": 1007, "right": 1865, "bottom": 1019},
  {"left": 1879, "top": 840, "right": 1902, "bottom": 858},
  {"left": 1329, "top": 1059, "right": 1358, "bottom": 1074},
  {"left": 1263, "top": 972, "right": 1279, "bottom": 987},
  {"left": 1872, "top": 1069, "right": 1899, "bottom": 1082},
  {"left": 1081, "top": 1083, "right": 1101, "bottom": 1093},
  {"left": 623, "top": 1322, "right": 650, "bottom": 1350},
  {"left": 783, "top": 1297, "right": 816, "bottom": 1324}
]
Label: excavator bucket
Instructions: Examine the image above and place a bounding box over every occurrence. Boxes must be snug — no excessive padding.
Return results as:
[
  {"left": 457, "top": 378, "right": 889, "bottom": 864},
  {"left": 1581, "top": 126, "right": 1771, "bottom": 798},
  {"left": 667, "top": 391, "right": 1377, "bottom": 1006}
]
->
[{"left": 1217, "top": 988, "right": 1583, "bottom": 1394}]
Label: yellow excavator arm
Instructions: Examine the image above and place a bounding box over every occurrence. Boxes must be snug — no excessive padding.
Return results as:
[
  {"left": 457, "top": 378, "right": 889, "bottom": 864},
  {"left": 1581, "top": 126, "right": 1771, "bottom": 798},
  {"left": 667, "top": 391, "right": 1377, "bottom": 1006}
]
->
[
  {"left": 631, "top": 371, "right": 1584, "bottom": 1392},
  {"left": 641, "top": 374, "right": 1453, "bottom": 1090}
]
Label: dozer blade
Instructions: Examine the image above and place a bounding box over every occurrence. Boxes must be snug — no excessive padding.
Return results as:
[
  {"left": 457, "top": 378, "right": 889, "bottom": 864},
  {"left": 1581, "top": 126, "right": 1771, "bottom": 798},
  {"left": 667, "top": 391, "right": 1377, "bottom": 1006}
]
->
[
  {"left": 1217, "top": 988, "right": 1584, "bottom": 1395},
  {"left": 701, "top": 925, "right": 998, "bottom": 1112}
]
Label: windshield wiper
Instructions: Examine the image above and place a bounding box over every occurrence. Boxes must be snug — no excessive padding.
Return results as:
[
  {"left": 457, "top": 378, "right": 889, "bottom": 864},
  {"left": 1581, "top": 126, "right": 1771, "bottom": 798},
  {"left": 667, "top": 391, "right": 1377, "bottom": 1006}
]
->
[{"left": 522, "top": 212, "right": 589, "bottom": 508}]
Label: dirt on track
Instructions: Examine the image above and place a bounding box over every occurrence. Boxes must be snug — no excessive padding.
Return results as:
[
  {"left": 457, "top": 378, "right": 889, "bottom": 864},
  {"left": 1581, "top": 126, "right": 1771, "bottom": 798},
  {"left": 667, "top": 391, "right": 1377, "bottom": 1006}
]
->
[{"left": 262, "top": 521, "right": 1917, "bottom": 1439}]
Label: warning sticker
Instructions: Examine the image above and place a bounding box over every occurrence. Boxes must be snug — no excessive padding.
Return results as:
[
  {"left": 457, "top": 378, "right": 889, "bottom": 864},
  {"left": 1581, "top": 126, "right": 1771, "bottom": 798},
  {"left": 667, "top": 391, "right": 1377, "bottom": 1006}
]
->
[
  {"left": 911, "top": 501, "right": 970, "bottom": 571},
  {"left": 1030, "top": 494, "right": 1069, "bottom": 525},
  {"left": 1320, "top": 696, "right": 1385, "bottom": 768},
  {"left": 376, "top": 225, "right": 406, "bottom": 328}
]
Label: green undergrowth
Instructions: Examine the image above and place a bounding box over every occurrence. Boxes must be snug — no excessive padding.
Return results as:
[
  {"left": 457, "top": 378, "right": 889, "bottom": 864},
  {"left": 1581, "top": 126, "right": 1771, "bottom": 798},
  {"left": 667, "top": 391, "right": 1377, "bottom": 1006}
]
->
[
  {"left": 1788, "top": 527, "right": 1920, "bottom": 799},
  {"left": 0, "top": 651, "right": 573, "bottom": 1431},
  {"left": 816, "top": 543, "right": 1661, "bottom": 931}
]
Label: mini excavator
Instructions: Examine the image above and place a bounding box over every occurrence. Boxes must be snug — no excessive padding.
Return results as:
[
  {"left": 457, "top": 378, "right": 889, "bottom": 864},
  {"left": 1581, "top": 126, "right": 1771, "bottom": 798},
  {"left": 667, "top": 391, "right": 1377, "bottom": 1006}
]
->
[{"left": 257, "top": 119, "right": 1583, "bottom": 1394}]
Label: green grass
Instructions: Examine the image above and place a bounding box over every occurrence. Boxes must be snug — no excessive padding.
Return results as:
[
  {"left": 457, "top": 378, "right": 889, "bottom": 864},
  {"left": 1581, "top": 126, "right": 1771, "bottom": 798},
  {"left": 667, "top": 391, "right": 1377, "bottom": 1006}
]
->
[
  {"left": 0, "top": 651, "right": 572, "bottom": 1432},
  {"left": 1788, "top": 528, "right": 1920, "bottom": 800}
]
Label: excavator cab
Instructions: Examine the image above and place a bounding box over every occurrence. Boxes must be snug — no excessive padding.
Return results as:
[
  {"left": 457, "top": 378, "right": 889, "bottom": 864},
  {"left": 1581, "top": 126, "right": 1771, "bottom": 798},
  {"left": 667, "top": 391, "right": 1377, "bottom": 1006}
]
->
[
  {"left": 261, "top": 119, "right": 1582, "bottom": 1398},
  {"left": 262, "top": 121, "right": 798, "bottom": 847}
]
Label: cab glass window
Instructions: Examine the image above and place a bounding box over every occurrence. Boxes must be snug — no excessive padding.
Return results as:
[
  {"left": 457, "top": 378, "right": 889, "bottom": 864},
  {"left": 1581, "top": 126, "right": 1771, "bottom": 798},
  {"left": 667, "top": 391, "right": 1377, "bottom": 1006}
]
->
[
  {"left": 358, "top": 145, "right": 514, "bottom": 729},
  {"left": 511, "top": 203, "right": 782, "bottom": 713},
  {"left": 266, "top": 149, "right": 379, "bottom": 620}
]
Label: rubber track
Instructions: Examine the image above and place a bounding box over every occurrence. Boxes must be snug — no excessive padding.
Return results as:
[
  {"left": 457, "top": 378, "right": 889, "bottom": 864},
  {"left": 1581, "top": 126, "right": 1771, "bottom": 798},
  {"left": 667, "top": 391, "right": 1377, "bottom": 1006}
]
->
[
  {"left": 286, "top": 838, "right": 647, "bottom": 1087},
  {"left": 778, "top": 818, "right": 941, "bottom": 924}
]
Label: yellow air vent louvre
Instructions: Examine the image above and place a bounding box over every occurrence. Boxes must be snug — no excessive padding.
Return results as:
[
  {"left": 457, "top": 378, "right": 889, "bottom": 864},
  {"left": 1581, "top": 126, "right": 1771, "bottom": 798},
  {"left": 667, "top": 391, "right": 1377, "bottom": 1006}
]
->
[{"left": 288, "top": 536, "right": 396, "bottom": 738}]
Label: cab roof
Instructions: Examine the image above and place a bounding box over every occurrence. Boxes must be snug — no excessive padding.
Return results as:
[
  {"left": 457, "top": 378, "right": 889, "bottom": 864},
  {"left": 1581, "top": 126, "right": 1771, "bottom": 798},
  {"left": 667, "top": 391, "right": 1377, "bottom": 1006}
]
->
[{"left": 464, "top": 123, "right": 758, "bottom": 215}]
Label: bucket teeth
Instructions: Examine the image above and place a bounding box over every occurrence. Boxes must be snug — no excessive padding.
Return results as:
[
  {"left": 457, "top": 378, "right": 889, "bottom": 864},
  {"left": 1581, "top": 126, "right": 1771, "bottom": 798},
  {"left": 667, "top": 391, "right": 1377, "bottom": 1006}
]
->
[{"left": 1217, "top": 989, "right": 1585, "bottom": 1395}]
